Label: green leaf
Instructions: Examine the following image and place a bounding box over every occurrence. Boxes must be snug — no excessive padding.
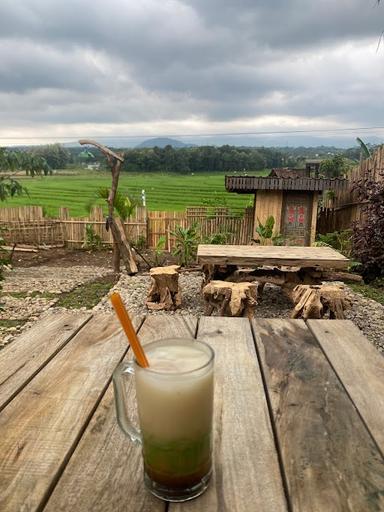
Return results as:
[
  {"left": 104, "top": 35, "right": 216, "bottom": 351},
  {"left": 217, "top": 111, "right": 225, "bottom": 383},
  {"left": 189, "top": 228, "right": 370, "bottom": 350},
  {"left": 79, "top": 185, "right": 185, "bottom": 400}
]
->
[{"left": 356, "top": 137, "right": 371, "bottom": 159}]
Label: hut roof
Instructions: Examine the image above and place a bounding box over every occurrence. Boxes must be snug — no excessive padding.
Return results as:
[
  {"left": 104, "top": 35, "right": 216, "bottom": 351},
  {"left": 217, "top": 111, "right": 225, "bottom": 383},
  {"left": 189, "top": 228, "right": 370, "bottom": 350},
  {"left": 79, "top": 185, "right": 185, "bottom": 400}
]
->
[
  {"left": 225, "top": 175, "right": 348, "bottom": 194},
  {"left": 269, "top": 168, "right": 308, "bottom": 178}
]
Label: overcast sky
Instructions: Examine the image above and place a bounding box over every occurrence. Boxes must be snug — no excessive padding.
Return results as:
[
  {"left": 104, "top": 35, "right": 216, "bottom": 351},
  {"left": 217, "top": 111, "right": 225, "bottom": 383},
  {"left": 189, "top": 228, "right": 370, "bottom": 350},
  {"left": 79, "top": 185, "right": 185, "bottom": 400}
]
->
[{"left": 0, "top": 0, "right": 383, "bottom": 145}]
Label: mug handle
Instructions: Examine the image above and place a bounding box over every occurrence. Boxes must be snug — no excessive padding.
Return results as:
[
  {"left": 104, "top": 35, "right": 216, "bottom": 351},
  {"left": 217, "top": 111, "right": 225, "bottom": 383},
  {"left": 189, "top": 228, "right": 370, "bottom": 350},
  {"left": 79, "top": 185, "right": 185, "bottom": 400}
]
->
[{"left": 113, "top": 361, "right": 142, "bottom": 445}]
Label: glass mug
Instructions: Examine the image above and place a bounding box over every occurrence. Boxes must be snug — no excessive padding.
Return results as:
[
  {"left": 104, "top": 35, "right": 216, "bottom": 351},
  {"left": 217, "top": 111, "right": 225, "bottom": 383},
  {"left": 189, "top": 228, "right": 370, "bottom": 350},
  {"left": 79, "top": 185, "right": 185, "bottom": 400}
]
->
[{"left": 113, "top": 338, "right": 215, "bottom": 502}]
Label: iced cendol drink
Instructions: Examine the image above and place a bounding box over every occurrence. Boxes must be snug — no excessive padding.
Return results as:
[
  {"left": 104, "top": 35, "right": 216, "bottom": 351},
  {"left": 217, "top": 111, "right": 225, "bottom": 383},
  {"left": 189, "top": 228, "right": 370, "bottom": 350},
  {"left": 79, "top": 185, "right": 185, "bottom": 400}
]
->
[{"left": 113, "top": 338, "right": 214, "bottom": 502}]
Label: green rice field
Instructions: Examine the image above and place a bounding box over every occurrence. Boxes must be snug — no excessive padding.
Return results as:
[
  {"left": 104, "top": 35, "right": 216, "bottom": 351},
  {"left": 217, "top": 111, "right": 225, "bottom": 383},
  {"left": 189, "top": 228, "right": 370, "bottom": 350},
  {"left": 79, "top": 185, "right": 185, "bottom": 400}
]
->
[{"left": 2, "top": 171, "right": 265, "bottom": 217}]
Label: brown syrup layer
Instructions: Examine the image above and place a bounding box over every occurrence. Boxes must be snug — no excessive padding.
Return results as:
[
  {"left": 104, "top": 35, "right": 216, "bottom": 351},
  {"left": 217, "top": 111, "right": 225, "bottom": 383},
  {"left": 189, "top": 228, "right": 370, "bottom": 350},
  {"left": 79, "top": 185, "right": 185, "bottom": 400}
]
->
[{"left": 144, "top": 458, "right": 211, "bottom": 489}]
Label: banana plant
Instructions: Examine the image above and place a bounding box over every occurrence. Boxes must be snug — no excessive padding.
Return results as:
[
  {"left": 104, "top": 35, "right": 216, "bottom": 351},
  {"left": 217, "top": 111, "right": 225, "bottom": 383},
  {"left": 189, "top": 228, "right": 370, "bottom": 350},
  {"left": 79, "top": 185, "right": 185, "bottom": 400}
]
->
[
  {"left": 171, "top": 223, "right": 199, "bottom": 267},
  {"left": 356, "top": 137, "right": 371, "bottom": 161}
]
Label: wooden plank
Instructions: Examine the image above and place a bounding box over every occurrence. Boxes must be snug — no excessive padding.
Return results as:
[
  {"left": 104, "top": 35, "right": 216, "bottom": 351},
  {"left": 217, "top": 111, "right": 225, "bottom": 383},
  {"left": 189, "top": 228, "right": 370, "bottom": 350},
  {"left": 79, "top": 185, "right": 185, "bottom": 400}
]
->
[
  {"left": 0, "top": 313, "right": 142, "bottom": 512},
  {"left": 171, "top": 316, "right": 287, "bottom": 512},
  {"left": 309, "top": 192, "right": 318, "bottom": 246},
  {"left": 307, "top": 320, "right": 384, "bottom": 455},
  {"left": 0, "top": 311, "right": 91, "bottom": 412},
  {"left": 44, "top": 315, "right": 197, "bottom": 512},
  {"left": 252, "top": 318, "right": 384, "bottom": 512},
  {"left": 197, "top": 244, "right": 349, "bottom": 269},
  {"left": 254, "top": 191, "right": 283, "bottom": 241}
]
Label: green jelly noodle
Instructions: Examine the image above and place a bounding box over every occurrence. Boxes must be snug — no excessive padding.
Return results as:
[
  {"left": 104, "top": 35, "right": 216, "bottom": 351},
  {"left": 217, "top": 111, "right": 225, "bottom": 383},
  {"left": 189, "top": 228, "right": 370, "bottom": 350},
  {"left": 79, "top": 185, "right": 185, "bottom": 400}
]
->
[{"left": 142, "top": 431, "right": 212, "bottom": 476}]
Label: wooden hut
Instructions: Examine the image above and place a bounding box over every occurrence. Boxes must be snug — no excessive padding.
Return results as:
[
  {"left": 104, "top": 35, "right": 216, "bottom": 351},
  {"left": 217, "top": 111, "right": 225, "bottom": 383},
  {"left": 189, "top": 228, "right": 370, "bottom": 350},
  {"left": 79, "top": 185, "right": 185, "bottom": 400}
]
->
[{"left": 225, "top": 172, "right": 347, "bottom": 246}]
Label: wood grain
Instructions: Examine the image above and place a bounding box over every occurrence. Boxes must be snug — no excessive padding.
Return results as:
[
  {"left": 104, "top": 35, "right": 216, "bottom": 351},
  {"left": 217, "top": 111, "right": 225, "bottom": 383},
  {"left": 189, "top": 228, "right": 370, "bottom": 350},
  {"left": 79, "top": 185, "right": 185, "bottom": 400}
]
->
[
  {"left": 308, "top": 320, "right": 384, "bottom": 454},
  {"left": 0, "top": 311, "right": 91, "bottom": 412},
  {"left": 171, "top": 316, "right": 287, "bottom": 512},
  {"left": 252, "top": 318, "right": 384, "bottom": 512},
  {"left": 197, "top": 244, "right": 349, "bottom": 269},
  {"left": 0, "top": 313, "right": 141, "bottom": 512},
  {"left": 44, "top": 315, "right": 197, "bottom": 512}
]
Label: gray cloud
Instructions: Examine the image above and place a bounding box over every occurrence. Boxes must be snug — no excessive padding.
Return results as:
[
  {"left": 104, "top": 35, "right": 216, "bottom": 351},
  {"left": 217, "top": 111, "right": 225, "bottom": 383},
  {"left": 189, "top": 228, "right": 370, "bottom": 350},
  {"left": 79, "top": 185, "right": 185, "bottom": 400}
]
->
[{"left": 0, "top": 0, "right": 383, "bottom": 142}]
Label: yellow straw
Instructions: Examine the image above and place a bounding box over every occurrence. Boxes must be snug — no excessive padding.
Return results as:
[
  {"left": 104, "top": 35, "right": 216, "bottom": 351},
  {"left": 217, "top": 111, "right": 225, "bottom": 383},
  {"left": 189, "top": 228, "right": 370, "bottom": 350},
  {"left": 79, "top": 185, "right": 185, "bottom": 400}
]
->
[{"left": 110, "top": 292, "right": 149, "bottom": 368}]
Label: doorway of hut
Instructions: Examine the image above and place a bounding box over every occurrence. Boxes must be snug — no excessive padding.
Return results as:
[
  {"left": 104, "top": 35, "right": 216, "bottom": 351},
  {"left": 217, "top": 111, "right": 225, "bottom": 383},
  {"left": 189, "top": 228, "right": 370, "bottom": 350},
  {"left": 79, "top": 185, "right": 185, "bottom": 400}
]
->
[{"left": 281, "top": 192, "right": 313, "bottom": 246}]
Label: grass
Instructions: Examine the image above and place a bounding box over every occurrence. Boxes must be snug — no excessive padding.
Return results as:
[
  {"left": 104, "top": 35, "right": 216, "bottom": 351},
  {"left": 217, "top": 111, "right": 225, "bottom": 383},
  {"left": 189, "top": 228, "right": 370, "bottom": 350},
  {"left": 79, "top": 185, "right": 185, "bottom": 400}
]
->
[
  {"left": 1, "top": 169, "right": 267, "bottom": 217},
  {"left": 5, "top": 291, "right": 57, "bottom": 299},
  {"left": 349, "top": 283, "right": 384, "bottom": 305},
  {"left": 55, "top": 274, "right": 117, "bottom": 309},
  {"left": 0, "top": 319, "right": 27, "bottom": 328}
]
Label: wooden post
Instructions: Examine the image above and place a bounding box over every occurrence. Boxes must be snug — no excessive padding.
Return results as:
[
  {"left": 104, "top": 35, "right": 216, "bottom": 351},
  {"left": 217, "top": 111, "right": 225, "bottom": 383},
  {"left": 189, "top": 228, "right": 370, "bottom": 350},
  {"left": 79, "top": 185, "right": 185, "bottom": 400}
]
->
[
  {"left": 310, "top": 192, "right": 319, "bottom": 246},
  {"left": 79, "top": 139, "right": 138, "bottom": 274}
]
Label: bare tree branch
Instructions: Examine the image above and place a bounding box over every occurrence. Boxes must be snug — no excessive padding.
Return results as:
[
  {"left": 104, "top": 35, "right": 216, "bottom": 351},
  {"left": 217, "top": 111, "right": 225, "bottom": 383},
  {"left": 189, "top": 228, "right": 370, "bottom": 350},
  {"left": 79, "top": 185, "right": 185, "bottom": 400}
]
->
[
  {"left": 78, "top": 139, "right": 137, "bottom": 274},
  {"left": 78, "top": 139, "right": 124, "bottom": 162}
]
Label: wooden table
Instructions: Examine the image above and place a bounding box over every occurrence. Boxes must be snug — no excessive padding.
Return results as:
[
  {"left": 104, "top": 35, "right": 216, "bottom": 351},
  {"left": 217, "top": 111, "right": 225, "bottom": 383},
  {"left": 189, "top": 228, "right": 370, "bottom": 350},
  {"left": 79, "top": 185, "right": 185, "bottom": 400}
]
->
[
  {"left": 1, "top": 311, "right": 384, "bottom": 511},
  {"left": 198, "top": 245, "right": 353, "bottom": 319},
  {"left": 197, "top": 244, "right": 350, "bottom": 270}
]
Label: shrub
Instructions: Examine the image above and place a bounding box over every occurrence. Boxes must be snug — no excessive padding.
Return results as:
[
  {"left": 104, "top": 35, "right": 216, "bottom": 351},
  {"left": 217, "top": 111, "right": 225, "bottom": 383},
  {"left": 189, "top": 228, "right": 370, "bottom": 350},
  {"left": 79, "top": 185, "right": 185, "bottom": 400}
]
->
[
  {"left": 315, "top": 230, "right": 353, "bottom": 257},
  {"left": 82, "top": 224, "right": 103, "bottom": 251},
  {"left": 203, "top": 231, "right": 231, "bottom": 244},
  {"left": 133, "top": 235, "right": 147, "bottom": 251},
  {"left": 153, "top": 236, "right": 166, "bottom": 266},
  {"left": 352, "top": 171, "right": 384, "bottom": 282},
  {"left": 255, "top": 216, "right": 284, "bottom": 246},
  {"left": 171, "top": 224, "right": 199, "bottom": 267}
]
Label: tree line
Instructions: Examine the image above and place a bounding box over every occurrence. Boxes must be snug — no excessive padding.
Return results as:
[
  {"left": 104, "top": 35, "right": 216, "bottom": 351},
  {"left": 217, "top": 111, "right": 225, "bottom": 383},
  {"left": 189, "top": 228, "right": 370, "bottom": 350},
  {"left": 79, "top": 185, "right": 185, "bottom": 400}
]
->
[
  {"left": 0, "top": 142, "right": 366, "bottom": 178},
  {"left": 0, "top": 144, "right": 71, "bottom": 176},
  {"left": 120, "top": 145, "right": 291, "bottom": 173}
]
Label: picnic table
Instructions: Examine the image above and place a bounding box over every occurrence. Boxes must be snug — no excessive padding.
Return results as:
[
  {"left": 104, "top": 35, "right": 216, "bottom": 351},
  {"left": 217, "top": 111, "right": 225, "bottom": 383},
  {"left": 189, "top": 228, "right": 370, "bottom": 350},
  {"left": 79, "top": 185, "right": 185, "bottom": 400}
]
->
[
  {"left": 1, "top": 311, "right": 384, "bottom": 511},
  {"left": 197, "top": 244, "right": 350, "bottom": 270},
  {"left": 197, "top": 245, "right": 351, "bottom": 285}
]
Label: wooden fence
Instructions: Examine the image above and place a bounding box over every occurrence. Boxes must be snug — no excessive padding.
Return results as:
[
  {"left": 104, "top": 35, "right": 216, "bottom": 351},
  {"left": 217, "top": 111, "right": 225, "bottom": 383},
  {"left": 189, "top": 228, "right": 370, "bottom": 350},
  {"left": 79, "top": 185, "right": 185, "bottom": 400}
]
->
[
  {"left": 318, "top": 145, "right": 384, "bottom": 233},
  {"left": 0, "top": 205, "right": 254, "bottom": 249}
]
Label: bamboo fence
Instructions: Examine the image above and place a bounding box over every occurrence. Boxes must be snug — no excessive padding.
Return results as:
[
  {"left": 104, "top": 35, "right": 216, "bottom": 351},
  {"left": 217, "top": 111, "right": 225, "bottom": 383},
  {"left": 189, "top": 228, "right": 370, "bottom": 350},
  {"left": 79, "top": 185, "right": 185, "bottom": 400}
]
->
[
  {"left": 186, "top": 206, "right": 254, "bottom": 245},
  {"left": 0, "top": 205, "right": 254, "bottom": 249},
  {"left": 58, "top": 206, "right": 147, "bottom": 247},
  {"left": 318, "top": 145, "right": 384, "bottom": 233}
]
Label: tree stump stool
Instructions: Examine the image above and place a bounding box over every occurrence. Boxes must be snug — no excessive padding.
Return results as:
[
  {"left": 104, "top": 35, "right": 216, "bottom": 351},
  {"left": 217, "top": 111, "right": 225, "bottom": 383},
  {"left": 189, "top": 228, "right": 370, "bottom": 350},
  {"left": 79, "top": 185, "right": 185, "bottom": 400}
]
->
[
  {"left": 203, "top": 280, "right": 258, "bottom": 318},
  {"left": 201, "top": 264, "right": 238, "bottom": 287},
  {"left": 146, "top": 265, "right": 181, "bottom": 311},
  {"left": 291, "top": 284, "right": 350, "bottom": 320}
]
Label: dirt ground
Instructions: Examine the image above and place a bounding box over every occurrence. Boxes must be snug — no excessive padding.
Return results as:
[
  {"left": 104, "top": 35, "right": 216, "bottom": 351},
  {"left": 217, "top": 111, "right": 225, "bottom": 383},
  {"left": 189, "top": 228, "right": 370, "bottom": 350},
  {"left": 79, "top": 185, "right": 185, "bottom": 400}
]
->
[
  {"left": 10, "top": 246, "right": 178, "bottom": 271},
  {"left": 3, "top": 246, "right": 384, "bottom": 356},
  {"left": 10, "top": 247, "right": 114, "bottom": 268}
]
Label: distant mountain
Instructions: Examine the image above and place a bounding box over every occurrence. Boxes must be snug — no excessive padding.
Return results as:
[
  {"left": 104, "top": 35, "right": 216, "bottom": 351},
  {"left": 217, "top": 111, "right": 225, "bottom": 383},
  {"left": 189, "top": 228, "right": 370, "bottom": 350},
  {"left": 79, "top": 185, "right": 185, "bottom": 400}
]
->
[{"left": 136, "top": 137, "right": 195, "bottom": 149}]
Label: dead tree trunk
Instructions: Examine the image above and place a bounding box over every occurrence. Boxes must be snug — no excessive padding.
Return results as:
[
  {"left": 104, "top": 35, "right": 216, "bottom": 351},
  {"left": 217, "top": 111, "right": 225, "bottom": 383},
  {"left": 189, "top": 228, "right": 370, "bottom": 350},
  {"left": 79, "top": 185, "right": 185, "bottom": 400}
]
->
[
  {"left": 79, "top": 139, "right": 138, "bottom": 274},
  {"left": 291, "top": 284, "right": 350, "bottom": 319},
  {"left": 203, "top": 280, "right": 258, "bottom": 318},
  {"left": 146, "top": 265, "right": 181, "bottom": 311}
]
